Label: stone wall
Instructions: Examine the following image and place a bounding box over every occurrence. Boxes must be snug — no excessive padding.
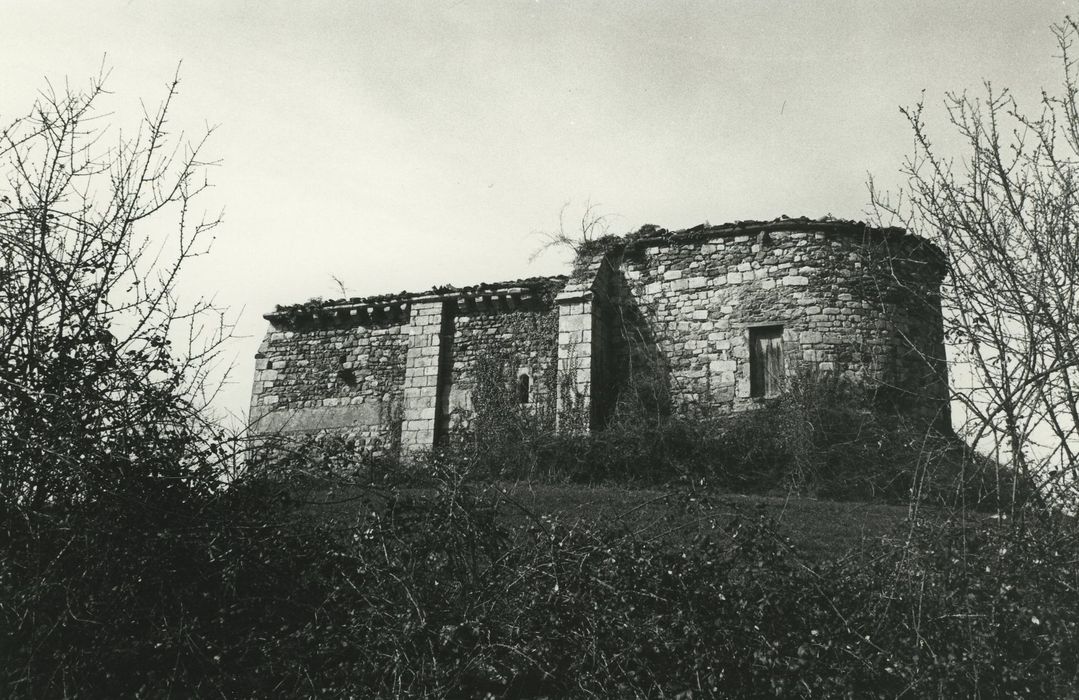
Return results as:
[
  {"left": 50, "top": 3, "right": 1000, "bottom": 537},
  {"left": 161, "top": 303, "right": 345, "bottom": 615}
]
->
[
  {"left": 252, "top": 278, "right": 566, "bottom": 455},
  {"left": 580, "top": 223, "right": 949, "bottom": 430},
  {"left": 442, "top": 297, "right": 560, "bottom": 435},
  {"left": 251, "top": 218, "right": 951, "bottom": 455},
  {"left": 250, "top": 312, "right": 409, "bottom": 455}
]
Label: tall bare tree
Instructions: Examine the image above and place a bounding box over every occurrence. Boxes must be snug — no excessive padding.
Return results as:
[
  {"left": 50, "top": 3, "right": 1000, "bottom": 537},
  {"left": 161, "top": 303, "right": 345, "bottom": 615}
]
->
[
  {"left": 871, "top": 17, "right": 1079, "bottom": 504},
  {"left": 0, "top": 69, "right": 227, "bottom": 508}
]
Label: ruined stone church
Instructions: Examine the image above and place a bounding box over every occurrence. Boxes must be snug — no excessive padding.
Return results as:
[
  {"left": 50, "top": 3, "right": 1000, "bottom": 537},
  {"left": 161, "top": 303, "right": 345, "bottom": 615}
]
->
[{"left": 250, "top": 217, "right": 950, "bottom": 455}]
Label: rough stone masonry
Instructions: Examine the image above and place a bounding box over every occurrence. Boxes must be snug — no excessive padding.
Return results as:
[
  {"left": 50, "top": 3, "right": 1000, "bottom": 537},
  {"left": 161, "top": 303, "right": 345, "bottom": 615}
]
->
[{"left": 250, "top": 217, "right": 950, "bottom": 455}]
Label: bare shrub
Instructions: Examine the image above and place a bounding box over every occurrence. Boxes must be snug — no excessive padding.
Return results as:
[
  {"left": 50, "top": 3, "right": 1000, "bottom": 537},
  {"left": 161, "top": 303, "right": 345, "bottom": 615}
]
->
[{"left": 870, "top": 17, "right": 1079, "bottom": 506}]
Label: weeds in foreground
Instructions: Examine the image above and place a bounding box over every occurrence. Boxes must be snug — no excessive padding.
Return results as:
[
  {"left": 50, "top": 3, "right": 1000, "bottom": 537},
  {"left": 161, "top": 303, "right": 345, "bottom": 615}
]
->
[
  {"left": 7, "top": 463, "right": 1076, "bottom": 697},
  {"left": 437, "top": 366, "right": 1023, "bottom": 512}
]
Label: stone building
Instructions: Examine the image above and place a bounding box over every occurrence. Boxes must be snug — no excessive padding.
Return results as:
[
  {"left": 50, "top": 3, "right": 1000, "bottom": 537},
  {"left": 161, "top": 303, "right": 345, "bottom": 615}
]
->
[{"left": 250, "top": 217, "right": 950, "bottom": 455}]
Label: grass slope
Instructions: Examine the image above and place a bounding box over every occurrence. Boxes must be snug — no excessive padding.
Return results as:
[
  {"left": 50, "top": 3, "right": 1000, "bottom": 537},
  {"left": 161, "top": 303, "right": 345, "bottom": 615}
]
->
[{"left": 304, "top": 480, "right": 924, "bottom": 563}]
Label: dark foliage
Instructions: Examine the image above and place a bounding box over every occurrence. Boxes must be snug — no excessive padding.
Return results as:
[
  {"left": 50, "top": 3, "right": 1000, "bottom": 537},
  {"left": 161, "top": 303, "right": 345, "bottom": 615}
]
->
[
  {"left": 446, "top": 364, "right": 1026, "bottom": 512},
  {"left": 8, "top": 466, "right": 1077, "bottom": 697}
]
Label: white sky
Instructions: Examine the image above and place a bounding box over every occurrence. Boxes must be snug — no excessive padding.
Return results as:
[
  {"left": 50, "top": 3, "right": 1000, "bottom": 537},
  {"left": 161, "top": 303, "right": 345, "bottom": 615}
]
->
[{"left": 0, "top": 0, "right": 1070, "bottom": 423}]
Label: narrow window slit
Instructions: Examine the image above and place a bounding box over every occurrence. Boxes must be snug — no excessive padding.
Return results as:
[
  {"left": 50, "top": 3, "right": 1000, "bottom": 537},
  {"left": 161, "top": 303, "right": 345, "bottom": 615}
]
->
[{"left": 517, "top": 374, "right": 531, "bottom": 404}]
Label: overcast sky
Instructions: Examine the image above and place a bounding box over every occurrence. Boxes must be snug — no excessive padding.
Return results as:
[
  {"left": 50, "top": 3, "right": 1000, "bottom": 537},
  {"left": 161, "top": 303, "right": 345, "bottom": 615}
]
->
[{"left": 0, "top": 0, "right": 1070, "bottom": 423}]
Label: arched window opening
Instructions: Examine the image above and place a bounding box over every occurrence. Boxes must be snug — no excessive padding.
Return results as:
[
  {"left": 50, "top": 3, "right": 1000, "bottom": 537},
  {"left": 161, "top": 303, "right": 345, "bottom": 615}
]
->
[{"left": 516, "top": 373, "right": 531, "bottom": 404}]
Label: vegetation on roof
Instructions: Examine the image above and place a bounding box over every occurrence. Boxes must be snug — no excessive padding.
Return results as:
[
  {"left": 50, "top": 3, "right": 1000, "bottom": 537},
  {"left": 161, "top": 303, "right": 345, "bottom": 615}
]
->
[
  {"left": 574, "top": 215, "right": 915, "bottom": 258},
  {"left": 270, "top": 216, "right": 934, "bottom": 316},
  {"left": 269, "top": 275, "right": 568, "bottom": 318}
]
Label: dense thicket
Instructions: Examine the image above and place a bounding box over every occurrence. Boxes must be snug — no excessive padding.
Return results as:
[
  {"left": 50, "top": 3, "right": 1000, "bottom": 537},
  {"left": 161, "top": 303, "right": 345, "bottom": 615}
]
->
[
  {"left": 446, "top": 362, "right": 1022, "bottom": 511},
  {"left": 0, "top": 72, "right": 240, "bottom": 695},
  {"left": 9, "top": 470, "right": 1079, "bottom": 697}
]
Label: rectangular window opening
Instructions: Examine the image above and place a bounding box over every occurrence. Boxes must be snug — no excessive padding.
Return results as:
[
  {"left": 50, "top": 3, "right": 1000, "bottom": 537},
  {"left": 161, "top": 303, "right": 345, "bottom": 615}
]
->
[{"left": 750, "top": 325, "right": 784, "bottom": 398}]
